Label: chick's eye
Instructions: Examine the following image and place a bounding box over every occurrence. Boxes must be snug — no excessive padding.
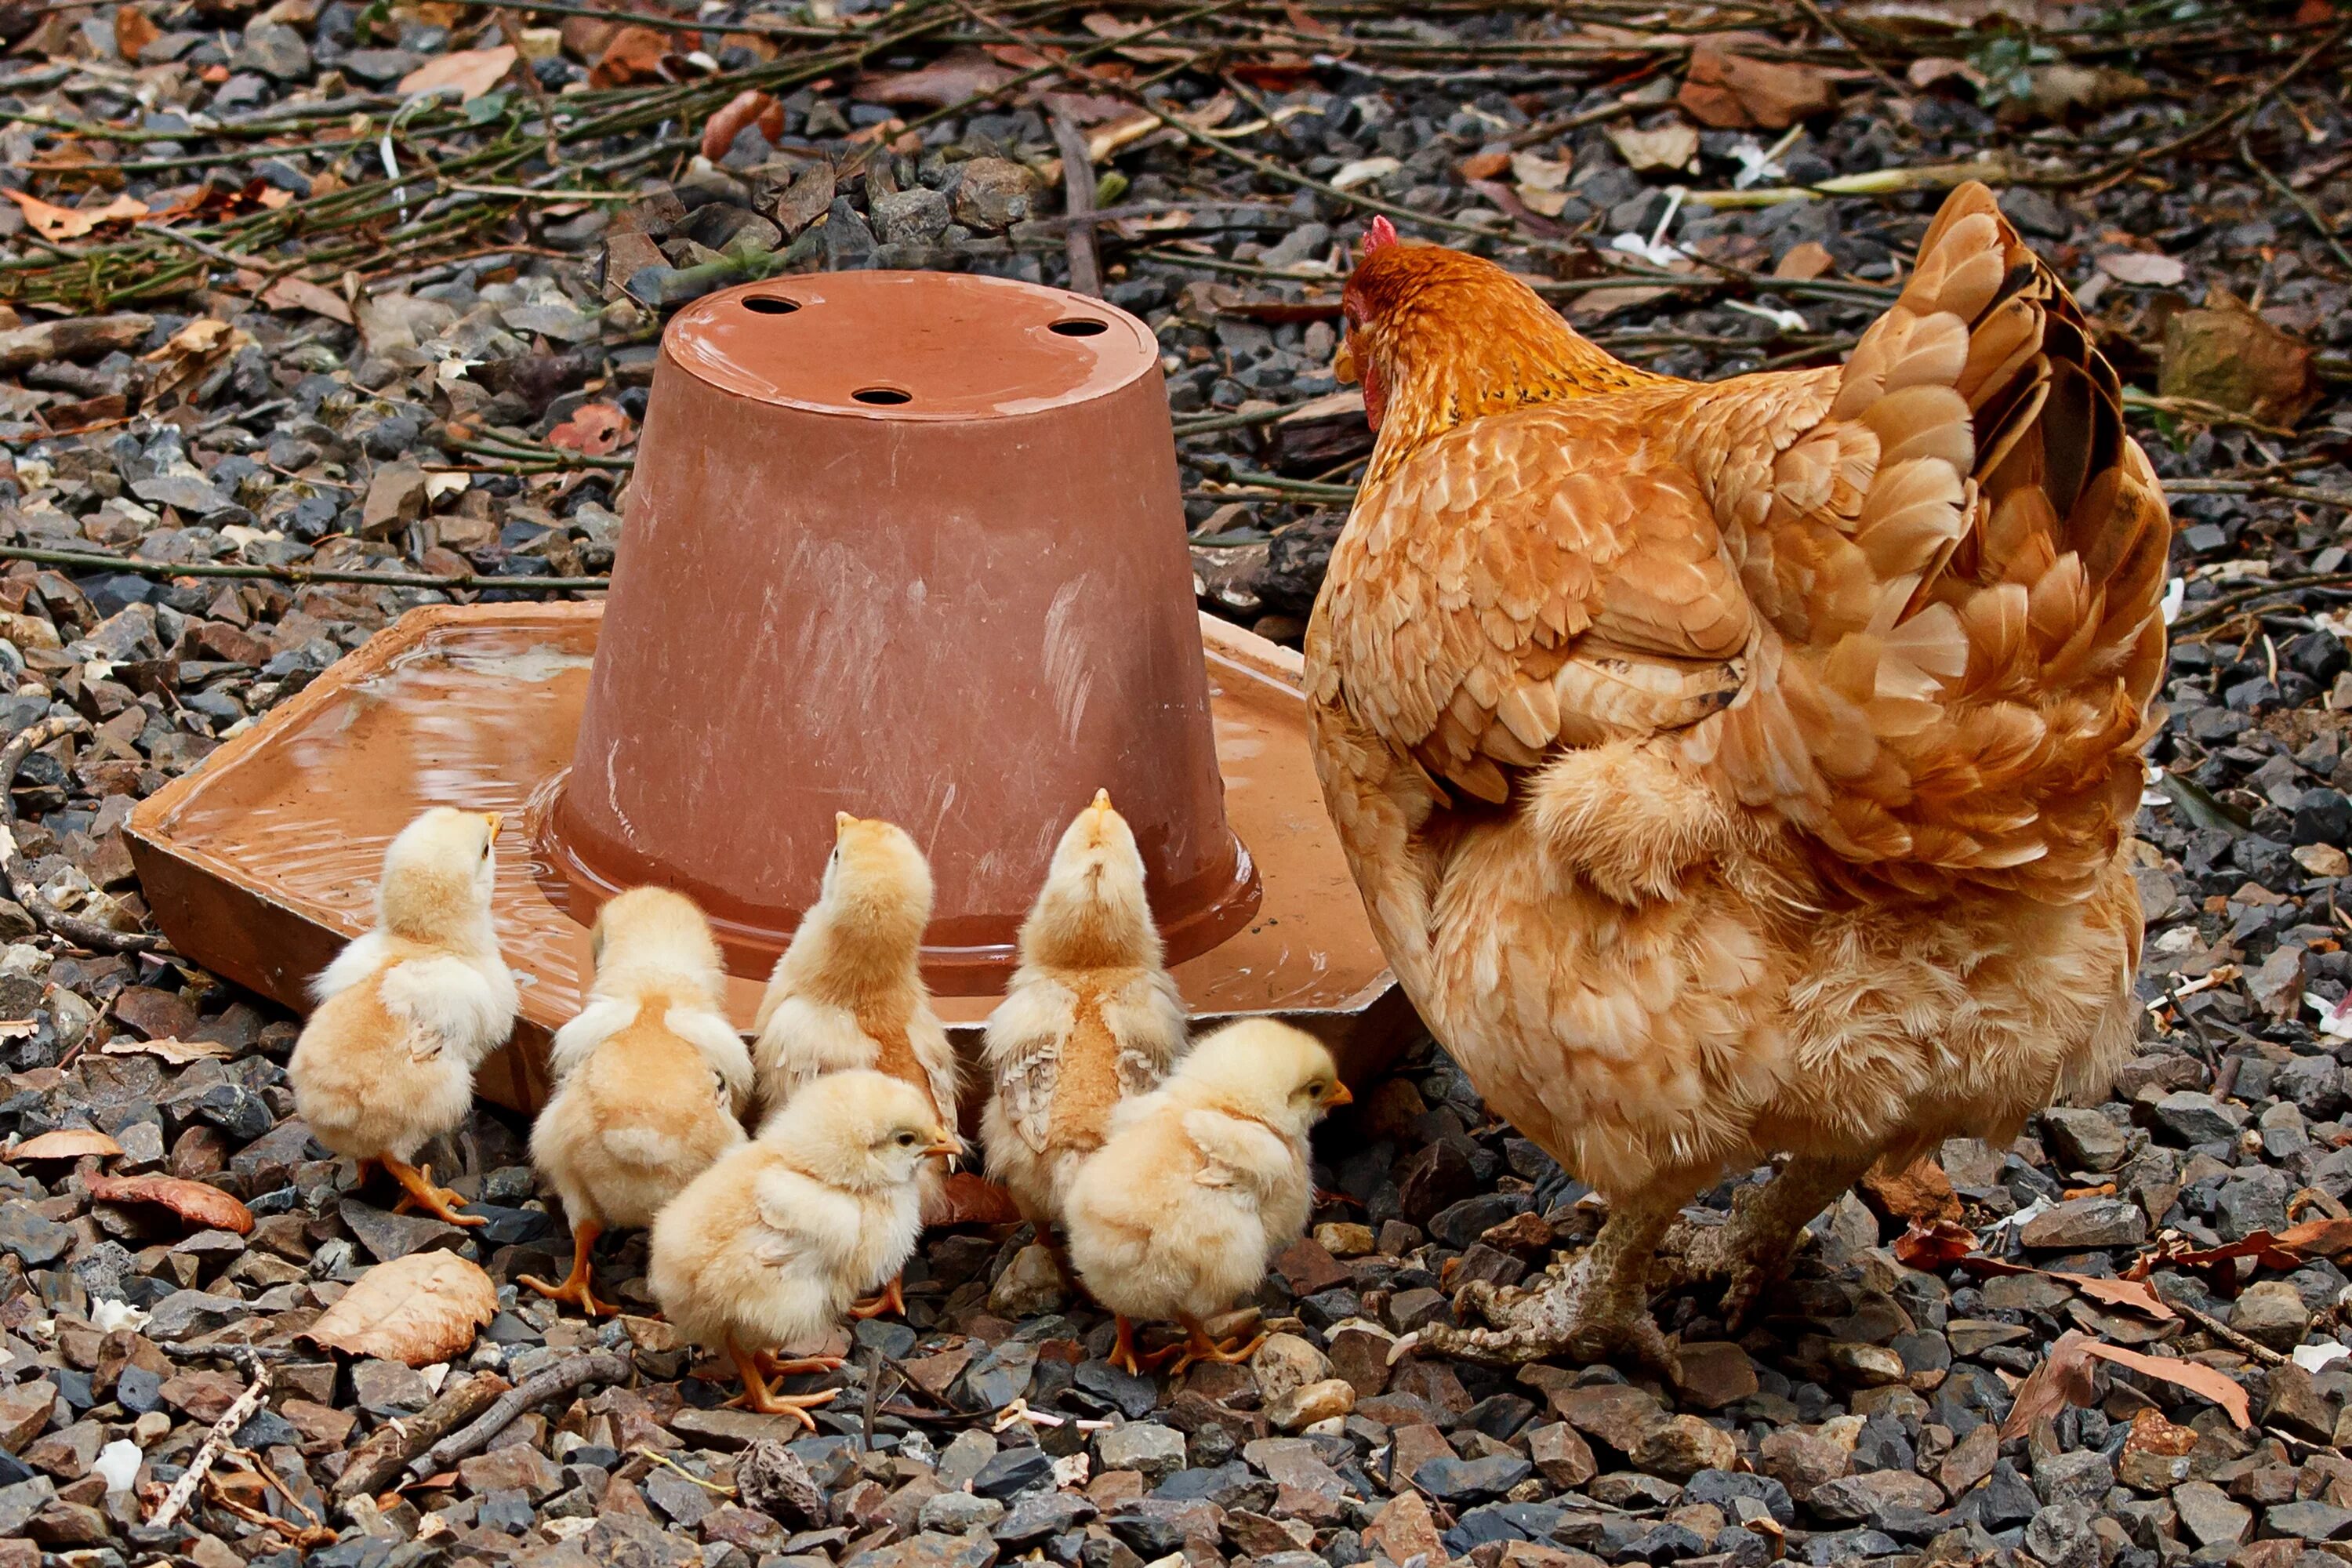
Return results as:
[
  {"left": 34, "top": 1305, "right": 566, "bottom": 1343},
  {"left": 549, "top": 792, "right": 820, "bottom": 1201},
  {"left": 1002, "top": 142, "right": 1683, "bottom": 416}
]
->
[{"left": 895, "top": 1131, "right": 916, "bottom": 1147}]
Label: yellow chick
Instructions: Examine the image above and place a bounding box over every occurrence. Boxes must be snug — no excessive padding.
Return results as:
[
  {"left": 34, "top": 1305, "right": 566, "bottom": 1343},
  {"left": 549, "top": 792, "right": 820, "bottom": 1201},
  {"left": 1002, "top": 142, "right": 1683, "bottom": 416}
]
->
[
  {"left": 752, "top": 812, "right": 960, "bottom": 1317},
  {"left": 1066, "top": 1018, "right": 1352, "bottom": 1375},
  {"left": 523, "top": 887, "right": 753, "bottom": 1317},
  {"left": 289, "top": 807, "right": 518, "bottom": 1227},
  {"left": 648, "top": 1069, "right": 956, "bottom": 1425},
  {"left": 982, "top": 790, "right": 1185, "bottom": 1283}
]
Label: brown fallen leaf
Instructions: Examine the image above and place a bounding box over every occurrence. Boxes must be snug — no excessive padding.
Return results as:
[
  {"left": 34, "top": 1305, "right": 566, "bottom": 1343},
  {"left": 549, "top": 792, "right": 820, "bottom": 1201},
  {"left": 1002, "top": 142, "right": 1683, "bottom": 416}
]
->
[
  {"left": 6, "top": 1127, "right": 125, "bottom": 1162},
  {"left": 2001, "top": 1329, "right": 2101, "bottom": 1439},
  {"left": 546, "top": 401, "right": 633, "bottom": 456},
  {"left": 397, "top": 44, "right": 517, "bottom": 102},
  {"left": 2083, "top": 1340, "right": 2250, "bottom": 1428},
  {"left": 854, "top": 51, "right": 1016, "bottom": 108},
  {"left": 101, "top": 1035, "right": 231, "bottom": 1065},
  {"left": 84, "top": 1171, "right": 254, "bottom": 1234},
  {"left": 1893, "top": 1219, "right": 1977, "bottom": 1270},
  {"left": 700, "top": 89, "right": 783, "bottom": 162},
  {"left": 1775, "top": 241, "right": 1835, "bottom": 280},
  {"left": 2160, "top": 292, "right": 2319, "bottom": 430},
  {"left": 260, "top": 276, "right": 355, "bottom": 327},
  {"left": 590, "top": 26, "right": 670, "bottom": 89},
  {"left": 2277, "top": 1216, "right": 2352, "bottom": 1259},
  {"left": 305, "top": 1252, "right": 497, "bottom": 1367},
  {"left": 1680, "top": 36, "right": 1837, "bottom": 130},
  {"left": 2051, "top": 1272, "right": 2176, "bottom": 1321},
  {"left": 114, "top": 3, "right": 159, "bottom": 61},
  {"left": 2, "top": 189, "right": 149, "bottom": 242}
]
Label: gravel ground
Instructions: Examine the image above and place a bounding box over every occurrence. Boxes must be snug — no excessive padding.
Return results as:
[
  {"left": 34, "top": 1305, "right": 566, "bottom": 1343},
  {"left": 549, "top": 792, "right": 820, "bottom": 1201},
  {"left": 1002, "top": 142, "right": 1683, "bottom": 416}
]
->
[{"left": 5, "top": 2, "right": 2352, "bottom": 1566}]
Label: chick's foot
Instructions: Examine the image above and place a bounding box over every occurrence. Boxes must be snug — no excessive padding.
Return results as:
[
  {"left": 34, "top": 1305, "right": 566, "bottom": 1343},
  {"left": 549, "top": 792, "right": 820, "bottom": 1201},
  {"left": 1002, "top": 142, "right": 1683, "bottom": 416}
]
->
[
  {"left": 725, "top": 1341, "right": 840, "bottom": 1430},
  {"left": 757, "top": 1352, "right": 848, "bottom": 1377},
  {"left": 383, "top": 1157, "right": 485, "bottom": 1228},
  {"left": 847, "top": 1274, "right": 906, "bottom": 1319},
  {"left": 1405, "top": 1181, "right": 1691, "bottom": 1374},
  {"left": 1655, "top": 1151, "right": 1873, "bottom": 1332},
  {"left": 519, "top": 1221, "right": 615, "bottom": 1317},
  {"left": 1165, "top": 1316, "right": 1268, "bottom": 1378},
  {"left": 1109, "top": 1315, "right": 1152, "bottom": 1377}
]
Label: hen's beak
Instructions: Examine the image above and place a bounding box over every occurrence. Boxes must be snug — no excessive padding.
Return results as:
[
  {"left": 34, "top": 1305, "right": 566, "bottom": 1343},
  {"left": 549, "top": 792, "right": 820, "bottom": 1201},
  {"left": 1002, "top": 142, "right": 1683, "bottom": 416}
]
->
[{"left": 1334, "top": 339, "right": 1359, "bottom": 385}]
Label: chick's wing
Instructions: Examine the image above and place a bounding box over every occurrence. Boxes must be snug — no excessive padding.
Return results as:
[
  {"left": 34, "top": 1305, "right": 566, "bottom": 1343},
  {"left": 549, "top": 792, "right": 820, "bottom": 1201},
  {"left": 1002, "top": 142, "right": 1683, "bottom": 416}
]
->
[{"left": 378, "top": 954, "right": 512, "bottom": 1062}]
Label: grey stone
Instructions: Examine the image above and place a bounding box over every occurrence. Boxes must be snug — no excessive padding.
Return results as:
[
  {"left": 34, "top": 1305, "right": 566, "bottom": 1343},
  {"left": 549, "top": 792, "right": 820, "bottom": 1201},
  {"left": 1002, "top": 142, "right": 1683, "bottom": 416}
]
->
[
  {"left": 2172, "top": 1480, "right": 2252, "bottom": 1548},
  {"left": 919, "top": 1493, "right": 1006, "bottom": 1533},
  {"left": 2270, "top": 1500, "right": 2352, "bottom": 1540},
  {"left": 339, "top": 1199, "right": 468, "bottom": 1261},
  {"left": 0, "top": 1207, "right": 68, "bottom": 1266},
  {"left": 1414, "top": 1454, "right": 1534, "bottom": 1503},
  {"left": 2150, "top": 1091, "right": 2245, "bottom": 1145},
  {"left": 993, "top": 1491, "right": 1094, "bottom": 1546},
  {"left": 1096, "top": 1422, "right": 1186, "bottom": 1482},
  {"left": 2031, "top": 1449, "right": 2112, "bottom": 1506},
  {"left": 971, "top": 1445, "right": 1055, "bottom": 1499},
  {"left": 871, "top": 187, "right": 952, "bottom": 246},
  {"left": 235, "top": 20, "right": 310, "bottom": 79},
  {"left": 2022, "top": 1501, "right": 2100, "bottom": 1568},
  {"left": 949, "top": 159, "right": 1036, "bottom": 230},
  {"left": 2039, "top": 1108, "right": 2129, "bottom": 1173},
  {"left": 2018, "top": 1195, "right": 2144, "bottom": 1250}
]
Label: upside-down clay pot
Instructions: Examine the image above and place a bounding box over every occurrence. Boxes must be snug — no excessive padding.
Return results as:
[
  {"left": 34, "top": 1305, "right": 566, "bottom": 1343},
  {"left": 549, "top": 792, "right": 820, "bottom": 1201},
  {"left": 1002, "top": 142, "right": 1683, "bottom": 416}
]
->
[{"left": 544, "top": 272, "right": 1261, "bottom": 991}]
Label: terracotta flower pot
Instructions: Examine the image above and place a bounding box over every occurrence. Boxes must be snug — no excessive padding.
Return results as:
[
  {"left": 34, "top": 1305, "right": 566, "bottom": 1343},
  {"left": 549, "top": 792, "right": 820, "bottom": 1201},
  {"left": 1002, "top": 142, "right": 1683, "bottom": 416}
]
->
[{"left": 544, "top": 272, "right": 1261, "bottom": 990}]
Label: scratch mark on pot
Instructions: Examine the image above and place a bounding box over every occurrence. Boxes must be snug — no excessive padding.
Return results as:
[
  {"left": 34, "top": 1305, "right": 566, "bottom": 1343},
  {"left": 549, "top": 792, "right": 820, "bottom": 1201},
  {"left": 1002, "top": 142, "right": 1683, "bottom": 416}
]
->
[{"left": 1042, "top": 577, "right": 1094, "bottom": 744}]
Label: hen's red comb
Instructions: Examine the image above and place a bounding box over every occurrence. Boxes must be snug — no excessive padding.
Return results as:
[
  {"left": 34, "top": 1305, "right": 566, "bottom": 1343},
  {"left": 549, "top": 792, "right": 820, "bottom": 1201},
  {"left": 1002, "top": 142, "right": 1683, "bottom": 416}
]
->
[{"left": 1362, "top": 215, "right": 1399, "bottom": 256}]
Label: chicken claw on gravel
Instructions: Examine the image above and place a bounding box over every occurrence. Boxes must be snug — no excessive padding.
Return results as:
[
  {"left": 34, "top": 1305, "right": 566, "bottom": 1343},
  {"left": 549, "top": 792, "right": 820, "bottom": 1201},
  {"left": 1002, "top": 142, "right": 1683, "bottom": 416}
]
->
[
  {"left": 1403, "top": 1256, "right": 1679, "bottom": 1377},
  {"left": 1652, "top": 1152, "right": 1875, "bottom": 1333},
  {"left": 1163, "top": 1315, "right": 1269, "bottom": 1378},
  {"left": 847, "top": 1274, "right": 906, "bottom": 1319},
  {"left": 723, "top": 1340, "right": 840, "bottom": 1428},
  {"left": 387, "top": 1158, "right": 484, "bottom": 1228}
]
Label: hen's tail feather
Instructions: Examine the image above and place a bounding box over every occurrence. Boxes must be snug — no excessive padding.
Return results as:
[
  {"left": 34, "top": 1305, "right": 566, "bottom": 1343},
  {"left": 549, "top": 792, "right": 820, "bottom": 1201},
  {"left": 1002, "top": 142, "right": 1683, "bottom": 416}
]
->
[{"left": 1696, "top": 181, "right": 2169, "bottom": 902}]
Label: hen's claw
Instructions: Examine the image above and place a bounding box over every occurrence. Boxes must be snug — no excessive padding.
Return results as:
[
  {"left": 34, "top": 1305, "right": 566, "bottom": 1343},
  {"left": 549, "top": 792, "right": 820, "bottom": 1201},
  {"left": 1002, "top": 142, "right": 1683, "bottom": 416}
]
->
[
  {"left": 1412, "top": 1264, "right": 1681, "bottom": 1377},
  {"left": 384, "top": 1157, "right": 485, "bottom": 1228},
  {"left": 1652, "top": 1152, "right": 1875, "bottom": 1333}
]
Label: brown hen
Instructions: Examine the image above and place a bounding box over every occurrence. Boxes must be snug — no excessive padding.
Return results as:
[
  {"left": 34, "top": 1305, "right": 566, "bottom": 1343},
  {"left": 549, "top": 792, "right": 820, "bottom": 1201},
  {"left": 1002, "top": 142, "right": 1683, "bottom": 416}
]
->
[{"left": 1308, "top": 184, "right": 2167, "bottom": 1368}]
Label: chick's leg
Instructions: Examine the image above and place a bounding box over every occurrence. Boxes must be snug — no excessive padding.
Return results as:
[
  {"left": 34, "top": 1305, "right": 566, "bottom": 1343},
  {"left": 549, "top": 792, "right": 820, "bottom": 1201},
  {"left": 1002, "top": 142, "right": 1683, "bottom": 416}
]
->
[
  {"left": 847, "top": 1274, "right": 906, "bottom": 1319},
  {"left": 383, "top": 1156, "right": 484, "bottom": 1228},
  {"left": 1410, "top": 1177, "right": 1693, "bottom": 1374},
  {"left": 1109, "top": 1316, "right": 1151, "bottom": 1377},
  {"left": 519, "top": 1219, "right": 615, "bottom": 1316},
  {"left": 724, "top": 1340, "right": 839, "bottom": 1430},
  {"left": 1657, "top": 1150, "right": 1875, "bottom": 1330}
]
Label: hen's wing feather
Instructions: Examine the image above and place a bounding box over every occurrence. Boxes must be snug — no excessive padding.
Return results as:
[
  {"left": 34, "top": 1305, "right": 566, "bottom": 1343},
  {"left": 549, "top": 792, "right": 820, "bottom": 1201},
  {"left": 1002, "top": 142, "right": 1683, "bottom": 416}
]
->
[
  {"left": 1666, "top": 183, "right": 2168, "bottom": 897},
  {"left": 1325, "top": 419, "right": 1754, "bottom": 803}
]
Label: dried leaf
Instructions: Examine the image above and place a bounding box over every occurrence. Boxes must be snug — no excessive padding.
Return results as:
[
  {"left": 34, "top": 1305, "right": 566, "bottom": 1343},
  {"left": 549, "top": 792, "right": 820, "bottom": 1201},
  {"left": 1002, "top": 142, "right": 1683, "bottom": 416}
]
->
[
  {"left": 1078, "top": 11, "right": 1195, "bottom": 64},
  {"left": 546, "top": 402, "right": 633, "bottom": 456},
  {"left": 100, "top": 1034, "right": 231, "bottom": 1065},
  {"left": 1680, "top": 38, "right": 1836, "bottom": 130},
  {"left": 1457, "top": 151, "right": 1510, "bottom": 183},
  {"left": 1510, "top": 151, "right": 1570, "bottom": 191},
  {"left": 1893, "top": 1219, "right": 1978, "bottom": 1269},
  {"left": 2278, "top": 1217, "right": 2352, "bottom": 1259},
  {"left": 1330, "top": 156, "right": 1400, "bottom": 192},
  {"left": 2161, "top": 300, "right": 2320, "bottom": 430},
  {"left": 2050, "top": 1272, "right": 2176, "bottom": 1321},
  {"left": 853, "top": 53, "right": 1016, "bottom": 108},
  {"left": 114, "top": 4, "right": 160, "bottom": 61},
  {"left": 261, "top": 275, "right": 356, "bottom": 326},
  {"left": 6, "top": 1128, "right": 124, "bottom": 1161},
  {"left": 2002, "top": 1329, "right": 2102, "bottom": 1439},
  {"left": 2082, "top": 1341, "right": 2251, "bottom": 1429},
  {"left": 2096, "top": 251, "right": 2187, "bottom": 288},
  {"left": 701, "top": 89, "right": 783, "bottom": 162},
  {"left": 305, "top": 1252, "right": 497, "bottom": 1367},
  {"left": 1606, "top": 123, "right": 1699, "bottom": 174},
  {"left": 1, "top": 189, "right": 148, "bottom": 242},
  {"left": 1775, "top": 241, "right": 1835, "bottom": 280},
  {"left": 590, "top": 26, "right": 670, "bottom": 89},
  {"left": 84, "top": 1172, "right": 254, "bottom": 1234},
  {"left": 397, "top": 45, "right": 517, "bottom": 102}
]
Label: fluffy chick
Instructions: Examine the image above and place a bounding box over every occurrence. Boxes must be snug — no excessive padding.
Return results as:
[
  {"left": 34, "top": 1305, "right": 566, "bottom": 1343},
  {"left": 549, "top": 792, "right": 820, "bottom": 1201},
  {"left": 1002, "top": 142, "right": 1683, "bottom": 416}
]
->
[
  {"left": 524, "top": 887, "right": 753, "bottom": 1317},
  {"left": 753, "top": 812, "right": 960, "bottom": 1316},
  {"left": 982, "top": 790, "right": 1185, "bottom": 1281},
  {"left": 648, "top": 1069, "right": 954, "bottom": 1425},
  {"left": 1066, "top": 1019, "right": 1352, "bottom": 1375},
  {"left": 289, "top": 807, "right": 518, "bottom": 1226}
]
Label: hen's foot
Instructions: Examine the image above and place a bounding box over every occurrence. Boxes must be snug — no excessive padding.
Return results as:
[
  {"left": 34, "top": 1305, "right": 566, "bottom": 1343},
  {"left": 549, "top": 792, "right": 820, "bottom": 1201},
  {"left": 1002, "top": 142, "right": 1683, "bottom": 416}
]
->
[
  {"left": 1401, "top": 1178, "right": 1693, "bottom": 1374},
  {"left": 724, "top": 1340, "right": 840, "bottom": 1429},
  {"left": 847, "top": 1274, "right": 906, "bottom": 1320},
  {"left": 1654, "top": 1151, "right": 1875, "bottom": 1332},
  {"left": 384, "top": 1157, "right": 485, "bottom": 1228},
  {"left": 1166, "top": 1317, "right": 1266, "bottom": 1379},
  {"left": 519, "top": 1220, "right": 615, "bottom": 1317},
  {"left": 1408, "top": 1258, "right": 1679, "bottom": 1375}
]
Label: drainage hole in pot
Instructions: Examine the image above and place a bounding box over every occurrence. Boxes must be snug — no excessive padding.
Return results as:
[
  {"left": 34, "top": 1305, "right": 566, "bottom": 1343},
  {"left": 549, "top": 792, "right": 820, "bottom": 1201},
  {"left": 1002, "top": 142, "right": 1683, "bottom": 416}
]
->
[
  {"left": 852, "top": 386, "right": 913, "bottom": 405},
  {"left": 1049, "top": 318, "right": 1109, "bottom": 336},
  {"left": 742, "top": 296, "right": 800, "bottom": 314}
]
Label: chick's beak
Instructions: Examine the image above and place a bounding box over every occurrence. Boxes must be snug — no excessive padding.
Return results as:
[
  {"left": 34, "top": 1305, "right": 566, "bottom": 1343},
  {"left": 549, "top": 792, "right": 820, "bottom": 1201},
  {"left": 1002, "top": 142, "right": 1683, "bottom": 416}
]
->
[
  {"left": 483, "top": 811, "right": 504, "bottom": 837},
  {"left": 1091, "top": 788, "right": 1112, "bottom": 810},
  {"left": 1323, "top": 1080, "right": 1354, "bottom": 1108},
  {"left": 923, "top": 1132, "right": 962, "bottom": 1162}
]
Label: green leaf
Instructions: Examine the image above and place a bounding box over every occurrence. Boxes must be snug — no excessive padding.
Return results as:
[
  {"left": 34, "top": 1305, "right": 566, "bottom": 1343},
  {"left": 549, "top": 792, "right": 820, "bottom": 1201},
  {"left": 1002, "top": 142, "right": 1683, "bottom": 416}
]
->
[
  {"left": 463, "top": 91, "right": 510, "bottom": 125},
  {"left": 2161, "top": 773, "right": 2252, "bottom": 836}
]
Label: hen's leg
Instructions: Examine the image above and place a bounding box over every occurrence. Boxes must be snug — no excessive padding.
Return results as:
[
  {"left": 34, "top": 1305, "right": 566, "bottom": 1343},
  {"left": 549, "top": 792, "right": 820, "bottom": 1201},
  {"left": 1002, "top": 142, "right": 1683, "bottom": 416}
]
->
[
  {"left": 1658, "top": 1151, "right": 1873, "bottom": 1330},
  {"left": 519, "top": 1218, "right": 615, "bottom": 1316},
  {"left": 384, "top": 1157, "right": 485, "bottom": 1228},
  {"left": 1405, "top": 1178, "right": 1691, "bottom": 1374},
  {"left": 848, "top": 1274, "right": 906, "bottom": 1319}
]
